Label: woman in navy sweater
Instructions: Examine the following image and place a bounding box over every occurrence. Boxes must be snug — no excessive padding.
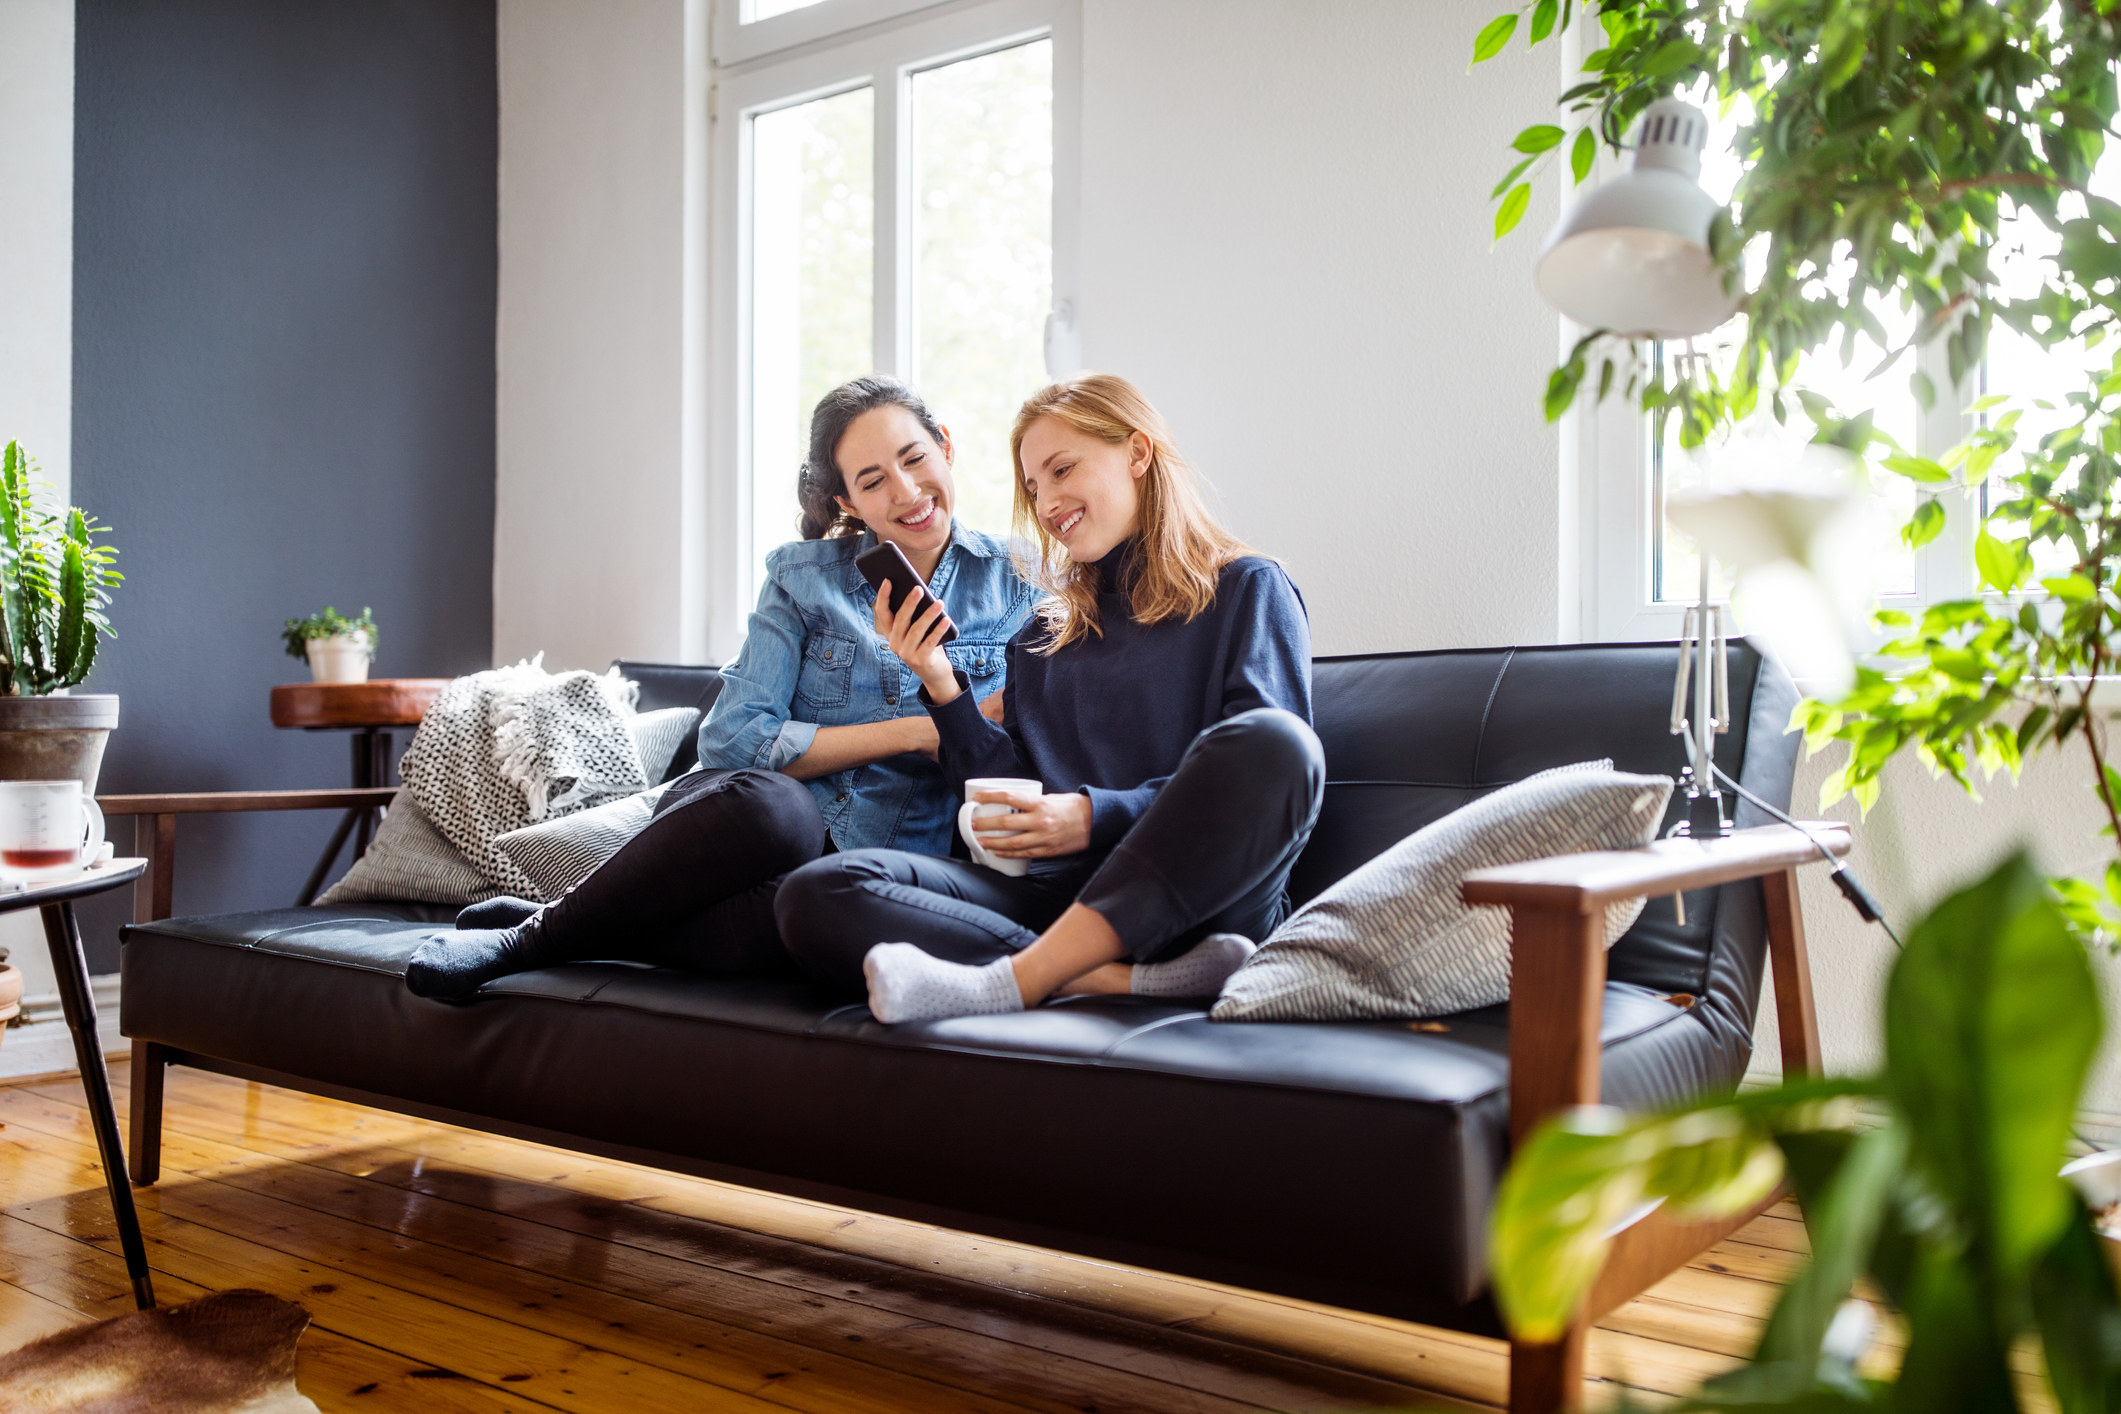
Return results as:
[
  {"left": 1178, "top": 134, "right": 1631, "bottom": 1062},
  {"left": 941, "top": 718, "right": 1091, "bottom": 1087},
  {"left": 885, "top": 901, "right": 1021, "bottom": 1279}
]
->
[{"left": 775, "top": 374, "right": 1325, "bottom": 1022}]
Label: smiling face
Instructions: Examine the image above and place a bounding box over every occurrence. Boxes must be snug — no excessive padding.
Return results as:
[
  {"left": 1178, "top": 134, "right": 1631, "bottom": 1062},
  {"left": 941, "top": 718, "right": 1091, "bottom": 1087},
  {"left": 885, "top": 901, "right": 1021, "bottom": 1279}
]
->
[
  {"left": 833, "top": 405, "right": 955, "bottom": 565},
  {"left": 1016, "top": 415, "right": 1151, "bottom": 565}
]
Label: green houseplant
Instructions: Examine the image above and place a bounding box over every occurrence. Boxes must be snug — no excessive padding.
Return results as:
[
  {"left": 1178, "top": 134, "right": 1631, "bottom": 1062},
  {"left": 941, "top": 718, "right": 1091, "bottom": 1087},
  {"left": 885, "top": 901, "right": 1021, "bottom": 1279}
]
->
[
  {"left": 1467, "top": 0, "right": 2121, "bottom": 1403},
  {"left": 0, "top": 441, "right": 122, "bottom": 791},
  {"left": 282, "top": 606, "right": 376, "bottom": 685}
]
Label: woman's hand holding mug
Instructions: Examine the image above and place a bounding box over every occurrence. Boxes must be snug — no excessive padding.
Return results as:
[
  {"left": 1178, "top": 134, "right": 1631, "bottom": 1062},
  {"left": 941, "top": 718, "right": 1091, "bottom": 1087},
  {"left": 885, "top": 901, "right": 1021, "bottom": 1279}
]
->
[
  {"left": 962, "top": 783, "right": 1092, "bottom": 868},
  {"left": 873, "top": 582, "right": 962, "bottom": 705}
]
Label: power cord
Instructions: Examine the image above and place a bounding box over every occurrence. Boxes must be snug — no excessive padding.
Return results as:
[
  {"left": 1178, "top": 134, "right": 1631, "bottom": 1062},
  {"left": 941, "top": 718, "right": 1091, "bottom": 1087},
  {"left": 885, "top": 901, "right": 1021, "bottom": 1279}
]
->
[{"left": 1709, "top": 763, "right": 1903, "bottom": 948}]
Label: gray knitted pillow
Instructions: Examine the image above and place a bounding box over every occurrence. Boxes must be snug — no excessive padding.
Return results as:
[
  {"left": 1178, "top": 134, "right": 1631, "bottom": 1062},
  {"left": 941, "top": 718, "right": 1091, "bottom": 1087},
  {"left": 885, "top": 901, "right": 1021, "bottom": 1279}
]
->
[
  {"left": 630, "top": 707, "right": 700, "bottom": 784},
  {"left": 491, "top": 787, "right": 663, "bottom": 901},
  {"left": 1212, "top": 761, "right": 1673, "bottom": 1022},
  {"left": 317, "top": 789, "right": 504, "bottom": 907}
]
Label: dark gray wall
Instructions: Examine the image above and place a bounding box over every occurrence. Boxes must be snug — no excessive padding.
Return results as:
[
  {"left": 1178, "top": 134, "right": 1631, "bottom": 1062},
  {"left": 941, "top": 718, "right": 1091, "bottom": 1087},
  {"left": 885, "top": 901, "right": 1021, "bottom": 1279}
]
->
[{"left": 72, "top": 0, "right": 497, "bottom": 969}]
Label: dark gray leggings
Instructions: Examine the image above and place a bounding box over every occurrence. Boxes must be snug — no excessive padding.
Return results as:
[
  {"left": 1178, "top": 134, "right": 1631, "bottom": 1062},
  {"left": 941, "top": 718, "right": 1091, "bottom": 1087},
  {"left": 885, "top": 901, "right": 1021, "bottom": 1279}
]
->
[
  {"left": 533, "top": 765, "right": 827, "bottom": 976},
  {"left": 773, "top": 708, "right": 1326, "bottom": 990}
]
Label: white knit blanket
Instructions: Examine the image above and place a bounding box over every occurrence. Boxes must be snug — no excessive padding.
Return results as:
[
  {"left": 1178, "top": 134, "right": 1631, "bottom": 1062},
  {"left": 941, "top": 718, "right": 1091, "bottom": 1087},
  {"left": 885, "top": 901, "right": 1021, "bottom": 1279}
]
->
[{"left": 397, "top": 658, "right": 647, "bottom": 896}]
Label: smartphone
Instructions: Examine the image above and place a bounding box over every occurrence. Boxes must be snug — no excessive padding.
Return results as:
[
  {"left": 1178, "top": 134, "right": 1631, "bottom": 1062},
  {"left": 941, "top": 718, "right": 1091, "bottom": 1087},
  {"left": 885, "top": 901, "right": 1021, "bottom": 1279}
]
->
[{"left": 855, "top": 540, "right": 959, "bottom": 645}]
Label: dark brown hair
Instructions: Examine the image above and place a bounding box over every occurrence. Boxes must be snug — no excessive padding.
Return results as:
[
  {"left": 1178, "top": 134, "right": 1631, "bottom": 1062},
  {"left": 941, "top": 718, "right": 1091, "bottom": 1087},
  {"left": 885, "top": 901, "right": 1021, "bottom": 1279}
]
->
[{"left": 796, "top": 375, "right": 949, "bottom": 540}]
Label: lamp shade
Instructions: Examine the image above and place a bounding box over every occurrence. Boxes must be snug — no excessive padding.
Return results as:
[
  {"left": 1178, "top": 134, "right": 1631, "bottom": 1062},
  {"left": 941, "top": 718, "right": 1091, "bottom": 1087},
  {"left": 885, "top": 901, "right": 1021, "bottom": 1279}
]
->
[{"left": 1534, "top": 99, "right": 1737, "bottom": 338}]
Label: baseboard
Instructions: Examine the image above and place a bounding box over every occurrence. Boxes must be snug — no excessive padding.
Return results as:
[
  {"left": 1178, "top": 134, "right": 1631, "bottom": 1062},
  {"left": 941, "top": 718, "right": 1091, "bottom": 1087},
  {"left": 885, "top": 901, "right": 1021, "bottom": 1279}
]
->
[
  {"left": 0, "top": 974, "right": 124, "bottom": 1081},
  {"left": 15, "top": 974, "right": 120, "bottom": 1027}
]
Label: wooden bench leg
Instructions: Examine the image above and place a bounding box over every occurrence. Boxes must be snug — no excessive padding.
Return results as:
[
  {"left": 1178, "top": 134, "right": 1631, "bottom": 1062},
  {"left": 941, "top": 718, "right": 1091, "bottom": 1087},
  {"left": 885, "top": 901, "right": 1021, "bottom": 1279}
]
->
[
  {"left": 128, "top": 1039, "right": 167, "bottom": 1187},
  {"left": 1511, "top": 1322, "right": 1587, "bottom": 1413}
]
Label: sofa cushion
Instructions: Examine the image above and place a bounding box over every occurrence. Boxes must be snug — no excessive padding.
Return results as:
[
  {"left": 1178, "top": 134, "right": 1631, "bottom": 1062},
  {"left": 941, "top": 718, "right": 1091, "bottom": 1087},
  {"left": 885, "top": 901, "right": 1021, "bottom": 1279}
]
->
[
  {"left": 121, "top": 904, "right": 1707, "bottom": 1326},
  {"left": 492, "top": 788, "right": 661, "bottom": 900},
  {"left": 315, "top": 790, "right": 501, "bottom": 907},
  {"left": 1213, "top": 762, "right": 1671, "bottom": 1022}
]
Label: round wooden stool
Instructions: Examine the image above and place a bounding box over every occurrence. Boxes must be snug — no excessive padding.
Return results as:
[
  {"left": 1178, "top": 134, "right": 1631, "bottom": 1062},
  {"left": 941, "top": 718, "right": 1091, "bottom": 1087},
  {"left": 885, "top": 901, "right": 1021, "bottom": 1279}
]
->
[{"left": 270, "top": 679, "right": 448, "bottom": 903}]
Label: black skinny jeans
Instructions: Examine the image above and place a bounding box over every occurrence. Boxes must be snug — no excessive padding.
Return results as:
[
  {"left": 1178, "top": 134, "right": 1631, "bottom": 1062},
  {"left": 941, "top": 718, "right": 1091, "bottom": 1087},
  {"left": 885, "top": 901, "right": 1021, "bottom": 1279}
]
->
[
  {"left": 532, "top": 766, "right": 827, "bottom": 976},
  {"left": 773, "top": 708, "right": 1326, "bottom": 990}
]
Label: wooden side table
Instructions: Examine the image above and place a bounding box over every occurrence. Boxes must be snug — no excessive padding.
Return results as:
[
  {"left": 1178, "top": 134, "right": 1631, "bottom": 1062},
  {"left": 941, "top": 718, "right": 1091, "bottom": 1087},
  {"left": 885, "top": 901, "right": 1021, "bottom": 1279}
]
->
[{"left": 270, "top": 679, "right": 447, "bottom": 903}]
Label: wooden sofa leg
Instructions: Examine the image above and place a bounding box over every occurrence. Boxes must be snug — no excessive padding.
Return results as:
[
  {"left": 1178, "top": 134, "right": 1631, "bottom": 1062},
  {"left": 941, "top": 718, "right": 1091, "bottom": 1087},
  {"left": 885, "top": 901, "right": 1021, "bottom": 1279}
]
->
[
  {"left": 128, "top": 1040, "right": 167, "bottom": 1187},
  {"left": 1510, "top": 1323, "right": 1587, "bottom": 1413}
]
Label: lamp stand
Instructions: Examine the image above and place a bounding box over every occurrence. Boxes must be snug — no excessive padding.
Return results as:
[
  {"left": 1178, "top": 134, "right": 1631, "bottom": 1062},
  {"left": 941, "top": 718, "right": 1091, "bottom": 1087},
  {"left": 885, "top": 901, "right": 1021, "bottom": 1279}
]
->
[{"left": 1671, "top": 554, "right": 1729, "bottom": 839}]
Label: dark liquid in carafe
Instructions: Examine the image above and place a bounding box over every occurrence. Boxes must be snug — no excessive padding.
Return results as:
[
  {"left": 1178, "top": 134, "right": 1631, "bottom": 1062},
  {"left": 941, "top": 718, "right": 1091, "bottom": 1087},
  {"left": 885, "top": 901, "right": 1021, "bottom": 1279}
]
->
[{"left": 2, "top": 848, "right": 75, "bottom": 869}]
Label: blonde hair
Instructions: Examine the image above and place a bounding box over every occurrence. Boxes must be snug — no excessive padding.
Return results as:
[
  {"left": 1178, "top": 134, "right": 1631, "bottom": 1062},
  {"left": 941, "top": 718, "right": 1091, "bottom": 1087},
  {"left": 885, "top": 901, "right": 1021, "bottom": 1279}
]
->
[{"left": 1009, "top": 373, "right": 1256, "bottom": 652}]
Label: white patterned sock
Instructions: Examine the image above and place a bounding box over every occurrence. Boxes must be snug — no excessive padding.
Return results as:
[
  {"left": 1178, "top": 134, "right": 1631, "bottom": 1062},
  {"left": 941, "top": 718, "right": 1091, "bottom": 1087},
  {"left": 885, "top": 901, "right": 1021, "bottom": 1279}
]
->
[
  {"left": 1131, "top": 933, "right": 1258, "bottom": 999},
  {"left": 863, "top": 943, "right": 1025, "bottom": 1023}
]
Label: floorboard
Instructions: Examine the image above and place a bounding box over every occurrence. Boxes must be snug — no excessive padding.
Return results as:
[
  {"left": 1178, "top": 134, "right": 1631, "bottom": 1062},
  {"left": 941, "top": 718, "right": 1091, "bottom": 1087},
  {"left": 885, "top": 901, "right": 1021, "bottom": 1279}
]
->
[{"left": 0, "top": 1061, "right": 1824, "bottom": 1411}]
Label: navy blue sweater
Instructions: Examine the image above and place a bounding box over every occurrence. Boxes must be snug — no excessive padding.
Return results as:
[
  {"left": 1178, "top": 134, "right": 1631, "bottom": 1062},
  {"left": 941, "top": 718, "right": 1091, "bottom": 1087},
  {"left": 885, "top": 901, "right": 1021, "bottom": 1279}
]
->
[{"left": 924, "top": 544, "right": 1312, "bottom": 851}]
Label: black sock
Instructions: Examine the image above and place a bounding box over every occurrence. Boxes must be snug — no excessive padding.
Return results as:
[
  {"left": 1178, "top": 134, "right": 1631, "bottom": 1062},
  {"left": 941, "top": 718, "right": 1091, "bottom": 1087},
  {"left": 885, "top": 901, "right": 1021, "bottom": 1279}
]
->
[
  {"left": 404, "top": 915, "right": 556, "bottom": 1000},
  {"left": 456, "top": 896, "right": 542, "bottom": 930}
]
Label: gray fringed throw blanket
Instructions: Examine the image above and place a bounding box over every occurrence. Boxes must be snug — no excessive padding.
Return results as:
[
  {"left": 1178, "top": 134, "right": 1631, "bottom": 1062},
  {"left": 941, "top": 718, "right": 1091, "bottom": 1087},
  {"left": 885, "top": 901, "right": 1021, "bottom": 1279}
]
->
[{"left": 395, "top": 659, "right": 647, "bottom": 898}]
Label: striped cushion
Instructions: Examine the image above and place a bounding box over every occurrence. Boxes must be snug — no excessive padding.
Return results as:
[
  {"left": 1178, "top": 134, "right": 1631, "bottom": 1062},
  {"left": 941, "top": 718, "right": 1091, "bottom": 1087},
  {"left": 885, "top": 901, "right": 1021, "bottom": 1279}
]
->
[
  {"left": 316, "top": 789, "right": 504, "bottom": 907},
  {"left": 491, "top": 787, "right": 663, "bottom": 901},
  {"left": 631, "top": 707, "right": 700, "bottom": 784},
  {"left": 1211, "top": 761, "right": 1673, "bottom": 1022}
]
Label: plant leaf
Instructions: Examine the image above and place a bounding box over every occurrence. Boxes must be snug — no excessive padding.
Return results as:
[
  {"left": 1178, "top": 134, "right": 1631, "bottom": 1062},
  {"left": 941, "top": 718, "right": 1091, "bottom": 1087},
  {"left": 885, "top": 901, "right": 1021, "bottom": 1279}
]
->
[
  {"left": 1884, "top": 852, "right": 2101, "bottom": 1290},
  {"left": 1471, "top": 12, "right": 1517, "bottom": 65},
  {"left": 1495, "top": 181, "right": 1533, "bottom": 240},
  {"left": 1528, "top": 0, "right": 1557, "bottom": 45},
  {"left": 1513, "top": 124, "right": 1565, "bottom": 154},
  {"left": 1570, "top": 125, "right": 1595, "bottom": 184}
]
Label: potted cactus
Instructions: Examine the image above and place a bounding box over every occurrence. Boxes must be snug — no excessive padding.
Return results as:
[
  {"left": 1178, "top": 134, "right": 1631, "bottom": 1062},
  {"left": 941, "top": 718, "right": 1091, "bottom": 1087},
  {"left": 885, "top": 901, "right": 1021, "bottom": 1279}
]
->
[{"left": 0, "top": 442, "right": 121, "bottom": 792}]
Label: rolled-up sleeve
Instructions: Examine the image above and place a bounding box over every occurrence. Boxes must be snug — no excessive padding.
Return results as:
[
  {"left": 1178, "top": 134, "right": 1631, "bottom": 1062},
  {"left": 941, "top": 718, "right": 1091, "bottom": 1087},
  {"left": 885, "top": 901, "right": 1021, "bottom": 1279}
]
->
[{"left": 697, "top": 572, "right": 814, "bottom": 772}]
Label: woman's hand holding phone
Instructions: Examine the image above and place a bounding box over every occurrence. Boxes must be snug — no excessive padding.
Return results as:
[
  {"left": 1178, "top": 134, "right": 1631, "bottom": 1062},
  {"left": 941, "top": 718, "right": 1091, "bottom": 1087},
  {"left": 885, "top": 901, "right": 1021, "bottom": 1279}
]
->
[
  {"left": 874, "top": 582, "right": 961, "bottom": 703},
  {"left": 970, "top": 788, "right": 1093, "bottom": 859}
]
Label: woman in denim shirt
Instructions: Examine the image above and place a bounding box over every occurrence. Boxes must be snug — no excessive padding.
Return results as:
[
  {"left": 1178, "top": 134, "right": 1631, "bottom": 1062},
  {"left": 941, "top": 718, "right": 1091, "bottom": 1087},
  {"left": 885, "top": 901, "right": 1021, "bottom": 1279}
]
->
[{"left": 406, "top": 376, "right": 1037, "bottom": 999}]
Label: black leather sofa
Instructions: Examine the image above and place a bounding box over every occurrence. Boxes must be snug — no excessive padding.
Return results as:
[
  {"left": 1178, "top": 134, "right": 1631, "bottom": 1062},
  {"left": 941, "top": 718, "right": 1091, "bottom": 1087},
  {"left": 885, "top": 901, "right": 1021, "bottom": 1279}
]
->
[{"left": 116, "top": 642, "right": 1818, "bottom": 1409}]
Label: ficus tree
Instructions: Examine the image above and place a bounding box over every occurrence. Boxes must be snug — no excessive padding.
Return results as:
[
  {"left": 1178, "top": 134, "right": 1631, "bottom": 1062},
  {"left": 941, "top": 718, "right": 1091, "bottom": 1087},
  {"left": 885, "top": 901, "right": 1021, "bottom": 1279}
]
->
[{"left": 1477, "top": 0, "right": 2121, "bottom": 943}]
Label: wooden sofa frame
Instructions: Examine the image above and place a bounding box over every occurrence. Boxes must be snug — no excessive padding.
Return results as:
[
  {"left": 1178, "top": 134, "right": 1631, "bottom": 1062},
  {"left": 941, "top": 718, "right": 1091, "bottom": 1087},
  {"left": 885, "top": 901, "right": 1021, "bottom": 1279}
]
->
[{"left": 100, "top": 788, "right": 1840, "bottom": 1414}]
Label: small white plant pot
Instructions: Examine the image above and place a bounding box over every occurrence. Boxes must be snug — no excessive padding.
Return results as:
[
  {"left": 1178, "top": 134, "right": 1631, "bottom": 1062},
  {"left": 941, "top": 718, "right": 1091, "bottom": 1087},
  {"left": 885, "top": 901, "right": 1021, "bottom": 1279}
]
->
[{"left": 306, "top": 633, "right": 374, "bottom": 684}]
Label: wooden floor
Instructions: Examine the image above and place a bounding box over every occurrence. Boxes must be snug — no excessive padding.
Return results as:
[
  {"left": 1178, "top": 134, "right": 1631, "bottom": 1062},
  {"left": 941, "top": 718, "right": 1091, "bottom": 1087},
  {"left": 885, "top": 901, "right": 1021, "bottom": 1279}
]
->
[{"left": 0, "top": 1061, "right": 1813, "bottom": 1412}]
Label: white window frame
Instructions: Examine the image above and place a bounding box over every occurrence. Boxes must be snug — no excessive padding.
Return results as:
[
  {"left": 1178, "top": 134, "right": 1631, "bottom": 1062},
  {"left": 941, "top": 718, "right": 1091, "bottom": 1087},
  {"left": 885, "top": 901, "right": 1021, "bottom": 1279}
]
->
[
  {"left": 705, "top": 0, "right": 1080, "bottom": 661},
  {"left": 716, "top": 0, "right": 959, "bottom": 68},
  {"left": 1566, "top": 335, "right": 1985, "bottom": 643}
]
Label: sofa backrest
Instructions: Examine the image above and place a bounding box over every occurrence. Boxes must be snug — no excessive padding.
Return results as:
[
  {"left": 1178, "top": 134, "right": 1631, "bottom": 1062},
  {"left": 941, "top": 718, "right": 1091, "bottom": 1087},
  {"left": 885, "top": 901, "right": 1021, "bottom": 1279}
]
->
[
  {"left": 616, "top": 645, "right": 1802, "bottom": 1047},
  {"left": 615, "top": 660, "right": 728, "bottom": 780}
]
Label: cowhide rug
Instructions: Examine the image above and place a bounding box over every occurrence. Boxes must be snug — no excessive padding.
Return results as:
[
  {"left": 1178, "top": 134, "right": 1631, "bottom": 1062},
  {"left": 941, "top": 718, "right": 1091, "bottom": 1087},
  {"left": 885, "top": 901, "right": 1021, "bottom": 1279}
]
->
[{"left": 0, "top": 1289, "right": 318, "bottom": 1412}]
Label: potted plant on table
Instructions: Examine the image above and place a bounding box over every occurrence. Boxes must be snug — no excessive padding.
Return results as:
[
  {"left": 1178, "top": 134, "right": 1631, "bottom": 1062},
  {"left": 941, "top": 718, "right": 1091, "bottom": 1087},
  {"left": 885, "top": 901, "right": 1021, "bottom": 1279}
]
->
[
  {"left": 0, "top": 442, "right": 121, "bottom": 793},
  {"left": 282, "top": 606, "right": 377, "bottom": 685},
  {"left": 1465, "top": 0, "right": 2121, "bottom": 1401}
]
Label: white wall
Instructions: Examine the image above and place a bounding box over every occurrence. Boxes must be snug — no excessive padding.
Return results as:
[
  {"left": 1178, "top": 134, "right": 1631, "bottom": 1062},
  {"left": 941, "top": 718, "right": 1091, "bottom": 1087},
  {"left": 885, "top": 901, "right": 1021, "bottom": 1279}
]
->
[
  {"left": 494, "top": 0, "right": 697, "bottom": 672},
  {"left": 1075, "top": 0, "right": 1562, "bottom": 656},
  {"left": 0, "top": 0, "right": 74, "bottom": 1003},
  {"left": 0, "top": 0, "right": 73, "bottom": 502},
  {"left": 1763, "top": 742, "right": 2121, "bottom": 1128}
]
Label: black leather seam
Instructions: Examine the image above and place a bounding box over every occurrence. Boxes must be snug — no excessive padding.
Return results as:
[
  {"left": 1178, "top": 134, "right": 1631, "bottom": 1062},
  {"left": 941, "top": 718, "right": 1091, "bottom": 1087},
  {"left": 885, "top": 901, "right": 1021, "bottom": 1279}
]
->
[{"left": 1467, "top": 648, "right": 1516, "bottom": 786}]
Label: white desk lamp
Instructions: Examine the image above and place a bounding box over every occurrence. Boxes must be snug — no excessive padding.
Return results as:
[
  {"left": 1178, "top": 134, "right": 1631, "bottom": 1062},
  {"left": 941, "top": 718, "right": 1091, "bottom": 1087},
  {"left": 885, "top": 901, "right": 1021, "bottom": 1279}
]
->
[{"left": 1535, "top": 96, "right": 1739, "bottom": 836}]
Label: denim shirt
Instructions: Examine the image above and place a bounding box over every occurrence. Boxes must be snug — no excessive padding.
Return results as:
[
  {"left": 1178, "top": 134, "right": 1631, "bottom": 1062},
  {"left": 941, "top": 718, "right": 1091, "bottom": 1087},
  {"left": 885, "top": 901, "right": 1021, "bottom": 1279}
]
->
[{"left": 697, "top": 523, "right": 1039, "bottom": 855}]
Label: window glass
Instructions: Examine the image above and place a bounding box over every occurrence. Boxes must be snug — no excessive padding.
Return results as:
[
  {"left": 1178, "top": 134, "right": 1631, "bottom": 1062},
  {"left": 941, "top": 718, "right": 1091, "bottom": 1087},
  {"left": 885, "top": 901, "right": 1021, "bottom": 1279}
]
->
[
  {"left": 908, "top": 39, "right": 1053, "bottom": 539},
  {"left": 750, "top": 87, "right": 874, "bottom": 590}
]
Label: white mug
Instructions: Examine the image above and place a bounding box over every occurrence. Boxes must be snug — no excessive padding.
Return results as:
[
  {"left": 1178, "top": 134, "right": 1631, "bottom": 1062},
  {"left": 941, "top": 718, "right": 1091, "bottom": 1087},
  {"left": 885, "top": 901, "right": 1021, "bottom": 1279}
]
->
[
  {"left": 0, "top": 780, "right": 104, "bottom": 880},
  {"left": 957, "top": 777, "right": 1043, "bottom": 878}
]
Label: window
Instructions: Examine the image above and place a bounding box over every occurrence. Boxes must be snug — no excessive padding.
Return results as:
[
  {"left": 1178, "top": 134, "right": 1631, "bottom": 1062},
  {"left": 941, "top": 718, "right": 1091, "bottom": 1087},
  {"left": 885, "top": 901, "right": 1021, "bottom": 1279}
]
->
[
  {"left": 1573, "top": 102, "right": 2022, "bottom": 640},
  {"left": 709, "top": 0, "right": 1078, "bottom": 653}
]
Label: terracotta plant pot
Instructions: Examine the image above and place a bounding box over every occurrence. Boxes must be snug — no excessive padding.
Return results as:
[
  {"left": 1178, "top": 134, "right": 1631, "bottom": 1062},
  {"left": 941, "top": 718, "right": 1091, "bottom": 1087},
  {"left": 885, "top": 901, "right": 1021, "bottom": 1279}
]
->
[
  {"left": 0, "top": 694, "right": 120, "bottom": 794},
  {"left": 306, "top": 633, "right": 372, "bottom": 684}
]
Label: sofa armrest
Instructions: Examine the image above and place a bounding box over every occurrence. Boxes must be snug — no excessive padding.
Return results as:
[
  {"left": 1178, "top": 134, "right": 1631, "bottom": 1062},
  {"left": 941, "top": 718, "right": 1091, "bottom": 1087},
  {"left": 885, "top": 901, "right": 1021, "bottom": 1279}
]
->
[
  {"left": 1460, "top": 822, "right": 1843, "bottom": 1150},
  {"left": 98, "top": 788, "right": 401, "bottom": 924}
]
